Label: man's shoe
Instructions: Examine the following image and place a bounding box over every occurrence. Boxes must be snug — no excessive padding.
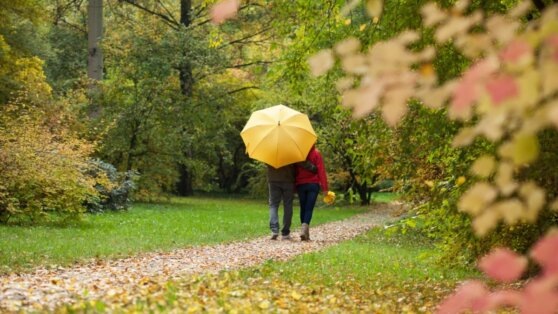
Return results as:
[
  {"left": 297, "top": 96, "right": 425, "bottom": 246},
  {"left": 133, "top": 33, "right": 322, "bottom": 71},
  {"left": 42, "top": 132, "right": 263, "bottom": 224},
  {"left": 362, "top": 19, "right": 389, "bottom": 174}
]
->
[
  {"left": 271, "top": 234, "right": 279, "bottom": 240},
  {"left": 281, "top": 234, "right": 291, "bottom": 240}
]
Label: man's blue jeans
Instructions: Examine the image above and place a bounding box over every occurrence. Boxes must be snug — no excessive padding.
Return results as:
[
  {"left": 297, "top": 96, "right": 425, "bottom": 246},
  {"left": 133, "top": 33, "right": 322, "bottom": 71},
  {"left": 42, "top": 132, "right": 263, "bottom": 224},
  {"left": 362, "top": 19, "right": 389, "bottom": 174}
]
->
[
  {"left": 296, "top": 183, "right": 320, "bottom": 224},
  {"left": 268, "top": 181, "right": 294, "bottom": 236}
]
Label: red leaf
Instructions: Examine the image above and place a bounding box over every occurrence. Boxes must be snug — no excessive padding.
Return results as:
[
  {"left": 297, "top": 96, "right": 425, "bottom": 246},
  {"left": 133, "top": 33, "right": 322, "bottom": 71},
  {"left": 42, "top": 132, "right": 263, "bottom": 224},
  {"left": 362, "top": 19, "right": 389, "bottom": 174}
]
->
[
  {"left": 500, "top": 39, "right": 531, "bottom": 63},
  {"left": 483, "top": 290, "right": 522, "bottom": 310},
  {"left": 436, "top": 280, "right": 488, "bottom": 314},
  {"left": 478, "top": 248, "right": 527, "bottom": 283},
  {"left": 210, "top": 0, "right": 240, "bottom": 25},
  {"left": 451, "top": 78, "right": 478, "bottom": 112},
  {"left": 450, "top": 58, "right": 498, "bottom": 113},
  {"left": 530, "top": 233, "right": 558, "bottom": 275},
  {"left": 485, "top": 74, "right": 519, "bottom": 105},
  {"left": 521, "top": 277, "right": 558, "bottom": 314}
]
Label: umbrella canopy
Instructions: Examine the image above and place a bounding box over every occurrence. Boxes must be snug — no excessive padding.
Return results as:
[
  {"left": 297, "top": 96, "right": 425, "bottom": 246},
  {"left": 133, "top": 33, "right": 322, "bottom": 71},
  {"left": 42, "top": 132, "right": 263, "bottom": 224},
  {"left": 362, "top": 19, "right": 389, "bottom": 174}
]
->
[{"left": 240, "top": 104, "right": 317, "bottom": 168}]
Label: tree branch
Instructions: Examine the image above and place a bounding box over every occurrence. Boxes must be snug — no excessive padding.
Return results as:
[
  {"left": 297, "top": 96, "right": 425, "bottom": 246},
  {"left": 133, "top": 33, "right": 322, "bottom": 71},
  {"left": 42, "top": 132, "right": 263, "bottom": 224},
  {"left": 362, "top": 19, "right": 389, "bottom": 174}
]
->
[
  {"left": 217, "top": 27, "right": 272, "bottom": 49},
  {"left": 156, "top": 0, "right": 179, "bottom": 25},
  {"left": 229, "top": 60, "right": 274, "bottom": 68},
  {"left": 119, "top": 0, "right": 180, "bottom": 30},
  {"left": 226, "top": 85, "right": 259, "bottom": 95}
]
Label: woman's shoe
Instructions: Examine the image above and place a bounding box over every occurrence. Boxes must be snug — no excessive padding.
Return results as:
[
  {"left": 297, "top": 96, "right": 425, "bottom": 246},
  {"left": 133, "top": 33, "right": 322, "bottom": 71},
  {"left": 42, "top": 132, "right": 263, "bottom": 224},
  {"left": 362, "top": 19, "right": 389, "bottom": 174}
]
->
[{"left": 300, "top": 223, "right": 310, "bottom": 241}]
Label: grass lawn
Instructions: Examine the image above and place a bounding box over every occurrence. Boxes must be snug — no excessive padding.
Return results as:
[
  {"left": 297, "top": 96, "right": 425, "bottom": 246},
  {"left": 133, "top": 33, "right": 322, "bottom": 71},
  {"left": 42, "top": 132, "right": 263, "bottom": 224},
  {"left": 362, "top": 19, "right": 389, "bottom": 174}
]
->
[
  {"left": 253, "top": 227, "right": 477, "bottom": 284},
  {"left": 0, "top": 196, "right": 371, "bottom": 274},
  {"left": 74, "top": 227, "right": 479, "bottom": 313}
]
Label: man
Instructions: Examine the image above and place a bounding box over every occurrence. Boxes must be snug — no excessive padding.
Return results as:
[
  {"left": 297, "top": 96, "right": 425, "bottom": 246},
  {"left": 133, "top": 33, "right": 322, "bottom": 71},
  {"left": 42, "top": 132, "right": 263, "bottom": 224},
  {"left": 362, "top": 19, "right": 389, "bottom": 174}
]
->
[{"left": 267, "top": 164, "right": 295, "bottom": 240}]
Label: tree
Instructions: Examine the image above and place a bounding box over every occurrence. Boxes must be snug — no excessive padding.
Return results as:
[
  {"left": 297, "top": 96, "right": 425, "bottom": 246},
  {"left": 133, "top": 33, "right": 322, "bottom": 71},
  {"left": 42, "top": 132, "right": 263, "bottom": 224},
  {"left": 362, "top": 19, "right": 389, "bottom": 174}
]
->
[{"left": 87, "top": 0, "right": 103, "bottom": 82}]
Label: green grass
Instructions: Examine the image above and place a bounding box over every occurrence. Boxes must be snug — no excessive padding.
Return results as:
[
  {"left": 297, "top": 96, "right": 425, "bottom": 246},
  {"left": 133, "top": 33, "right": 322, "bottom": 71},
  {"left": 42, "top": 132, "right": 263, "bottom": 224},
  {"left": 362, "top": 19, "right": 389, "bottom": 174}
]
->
[
  {"left": 251, "top": 227, "right": 478, "bottom": 285},
  {"left": 371, "top": 192, "right": 399, "bottom": 203},
  {"left": 0, "top": 196, "right": 369, "bottom": 274}
]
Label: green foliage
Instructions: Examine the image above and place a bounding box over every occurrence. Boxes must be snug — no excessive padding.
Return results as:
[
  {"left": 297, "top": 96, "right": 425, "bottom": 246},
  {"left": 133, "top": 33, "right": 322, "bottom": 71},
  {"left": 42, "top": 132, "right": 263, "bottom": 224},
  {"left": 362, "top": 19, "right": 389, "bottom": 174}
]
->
[
  {"left": 0, "top": 0, "right": 50, "bottom": 103},
  {"left": 44, "top": 24, "right": 87, "bottom": 91}
]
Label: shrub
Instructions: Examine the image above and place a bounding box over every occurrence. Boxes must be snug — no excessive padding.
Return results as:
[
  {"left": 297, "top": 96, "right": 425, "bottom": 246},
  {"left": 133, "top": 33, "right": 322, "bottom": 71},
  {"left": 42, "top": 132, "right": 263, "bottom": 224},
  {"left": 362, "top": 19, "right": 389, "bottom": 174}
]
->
[
  {"left": 0, "top": 108, "right": 102, "bottom": 223},
  {"left": 85, "top": 159, "right": 137, "bottom": 213}
]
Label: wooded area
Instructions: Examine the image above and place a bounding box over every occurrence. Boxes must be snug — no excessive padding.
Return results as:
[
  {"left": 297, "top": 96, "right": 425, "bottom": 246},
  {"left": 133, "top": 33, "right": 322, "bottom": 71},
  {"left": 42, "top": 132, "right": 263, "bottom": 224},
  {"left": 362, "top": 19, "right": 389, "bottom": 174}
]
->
[{"left": 1, "top": 0, "right": 558, "bottom": 311}]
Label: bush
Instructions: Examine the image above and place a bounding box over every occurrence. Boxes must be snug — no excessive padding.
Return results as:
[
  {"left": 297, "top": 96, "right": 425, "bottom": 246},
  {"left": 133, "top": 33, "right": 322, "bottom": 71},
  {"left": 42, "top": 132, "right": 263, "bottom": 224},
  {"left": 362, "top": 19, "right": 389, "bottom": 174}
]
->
[
  {"left": 0, "top": 107, "right": 101, "bottom": 223},
  {"left": 85, "top": 159, "right": 137, "bottom": 213}
]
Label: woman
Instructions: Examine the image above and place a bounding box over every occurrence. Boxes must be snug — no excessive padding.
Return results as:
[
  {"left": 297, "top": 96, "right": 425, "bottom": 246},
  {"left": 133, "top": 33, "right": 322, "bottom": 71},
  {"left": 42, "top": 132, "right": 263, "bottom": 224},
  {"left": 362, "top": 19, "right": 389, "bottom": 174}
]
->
[{"left": 295, "top": 145, "right": 328, "bottom": 241}]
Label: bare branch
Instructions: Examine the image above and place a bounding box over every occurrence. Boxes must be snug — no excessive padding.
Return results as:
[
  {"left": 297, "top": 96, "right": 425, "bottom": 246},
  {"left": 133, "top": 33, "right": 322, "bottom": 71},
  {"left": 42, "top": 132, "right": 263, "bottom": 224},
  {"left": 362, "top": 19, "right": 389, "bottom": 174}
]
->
[
  {"left": 229, "top": 60, "right": 274, "bottom": 68},
  {"left": 119, "top": 0, "right": 180, "bottom": 30},
  {"left": 217, "top": 27, "right": 272, "bottom": 49},
  {"left": 156, "top": 0, "right": 179, "bottom": 25},
  {"left": 227, "top": 85, "right": 259, "bottom": 95}
]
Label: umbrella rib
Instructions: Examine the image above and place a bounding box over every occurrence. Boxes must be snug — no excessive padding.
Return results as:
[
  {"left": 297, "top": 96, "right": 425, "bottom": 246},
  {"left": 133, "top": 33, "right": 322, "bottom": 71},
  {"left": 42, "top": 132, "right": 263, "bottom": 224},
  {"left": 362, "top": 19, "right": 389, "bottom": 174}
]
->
[
  {"left": 241, "top": 125, "right": 276, "bottom": 153},
  {"left": 248, "top": 128, "right": 279, "bottom": 164}
]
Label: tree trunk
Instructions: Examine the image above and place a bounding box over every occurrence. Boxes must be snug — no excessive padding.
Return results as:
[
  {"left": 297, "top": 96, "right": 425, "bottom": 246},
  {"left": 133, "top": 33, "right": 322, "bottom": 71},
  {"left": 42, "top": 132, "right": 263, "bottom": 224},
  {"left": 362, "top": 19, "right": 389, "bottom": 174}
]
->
[
  {"left": 87, "top": 0, "right": 103, "bottom": 117},
  {"left": 176, "top": 164, "right": 194, "bottom": 196},
  {"left": 175, "top": 0, "right": 195, "bottom": 195},
  {"left": 87, "top": 0, "right": 103, "bottom": 80}
]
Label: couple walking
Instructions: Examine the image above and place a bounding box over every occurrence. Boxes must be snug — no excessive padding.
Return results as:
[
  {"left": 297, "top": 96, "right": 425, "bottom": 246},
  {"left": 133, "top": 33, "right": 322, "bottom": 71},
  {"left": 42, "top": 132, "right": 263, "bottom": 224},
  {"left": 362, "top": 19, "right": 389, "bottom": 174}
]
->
[{"left": 267, "top": 145, "right": 328, "bottom": 241}]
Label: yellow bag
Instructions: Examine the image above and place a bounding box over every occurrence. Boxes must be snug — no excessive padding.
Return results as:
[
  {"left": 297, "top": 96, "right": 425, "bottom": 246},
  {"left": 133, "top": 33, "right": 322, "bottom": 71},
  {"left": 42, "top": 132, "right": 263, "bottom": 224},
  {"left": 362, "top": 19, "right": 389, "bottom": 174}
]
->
[{"left": 323, "top": 191, "right": 336, "bottom": 205}]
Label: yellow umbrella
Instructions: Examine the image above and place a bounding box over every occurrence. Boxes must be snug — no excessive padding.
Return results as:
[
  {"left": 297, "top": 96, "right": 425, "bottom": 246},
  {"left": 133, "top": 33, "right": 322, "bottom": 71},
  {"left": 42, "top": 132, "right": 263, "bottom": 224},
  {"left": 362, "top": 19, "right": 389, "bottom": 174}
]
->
[{"left": 240, "top": 104, "right": 317, "bottom": 168}]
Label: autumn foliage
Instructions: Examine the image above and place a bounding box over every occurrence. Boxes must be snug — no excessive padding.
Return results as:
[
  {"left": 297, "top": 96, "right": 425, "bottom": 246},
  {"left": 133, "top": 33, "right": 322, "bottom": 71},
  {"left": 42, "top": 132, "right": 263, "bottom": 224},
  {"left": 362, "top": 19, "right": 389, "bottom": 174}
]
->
[
  {"left": 303, "top": 0, "right": 558, "bottom": 312},
  {"left": 0, "top": 99, "right": 111, "bottom": 223}
]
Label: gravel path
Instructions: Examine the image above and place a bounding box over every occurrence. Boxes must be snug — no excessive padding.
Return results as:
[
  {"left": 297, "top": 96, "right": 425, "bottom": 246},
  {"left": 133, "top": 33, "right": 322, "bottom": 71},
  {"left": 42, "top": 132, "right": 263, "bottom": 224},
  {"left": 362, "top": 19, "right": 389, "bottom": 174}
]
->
[{"left": 0, "top": 203, "right": 397, "bottom": 312}]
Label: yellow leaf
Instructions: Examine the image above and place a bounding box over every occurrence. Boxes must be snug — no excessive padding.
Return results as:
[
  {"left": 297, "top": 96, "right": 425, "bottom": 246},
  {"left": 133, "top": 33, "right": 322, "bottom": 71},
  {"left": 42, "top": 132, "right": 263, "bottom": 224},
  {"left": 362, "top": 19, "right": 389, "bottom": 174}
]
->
[
  {"left": 495, "top": 162, "right": 518, "bottom": 196},
  {"left": 420, "top": 2, "right": 447, "bottom": 27},
  {"left": 291, "top": 291, "right": 302, "bottom": 300},
  {"left": 382, "top": 101, "right": 408, "bottom": 127},
  {"left": 547, "top": 101, "right": 558, "bottom": 128},
  {"left": 335, "top": 77, "right": 354, "bottom": 92},
  {"left": 497, "top": 141, "right": 514, "bottom": 160},
  {"left": 341, "top": 54, "right": 368, "bottom": 74},
  {"left": 419, "top": 63, "right": 435, "bottom": 77},
  {"left": 470, "top": 155, "right": 496, "bottom": 178},
  {"left": 365, "top": 0, "right": 383, "bottom": 18},
  {"left": 489, "top": 198, "right": 524, "bottom": 225},
  {"left": 452, "top": 127, "right": 476, "bottom": 147},
  {"left": 334, "top": 37, "right": 361, "bottom": 56},
  {"left": 519, "top": 181, "right": 546, "bottom": 222},
  {"left": 258, "top": 300, "right": 270, "bottom": 309},
  {"left": 458, "top": 182, "right": 498, "bottom": 216},
  {"left": 473, "top": 210, "right": 500, "bottom": 237},
  {"left": 541, "top": 60, "right": 558, "bottom": 97},
  {"left": 512, "top": 133, "right": 539, "bottom": 165},
  {"left": 308, "top": 49, "right": 334, "bottom": 77}
]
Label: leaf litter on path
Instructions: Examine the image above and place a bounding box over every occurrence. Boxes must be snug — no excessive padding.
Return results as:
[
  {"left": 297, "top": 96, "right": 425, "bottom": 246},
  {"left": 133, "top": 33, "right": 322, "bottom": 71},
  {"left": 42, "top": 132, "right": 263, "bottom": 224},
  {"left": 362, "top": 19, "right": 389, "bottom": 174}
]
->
[{"left": 0, "top": 204, "right": 397, "bottom": 312}]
